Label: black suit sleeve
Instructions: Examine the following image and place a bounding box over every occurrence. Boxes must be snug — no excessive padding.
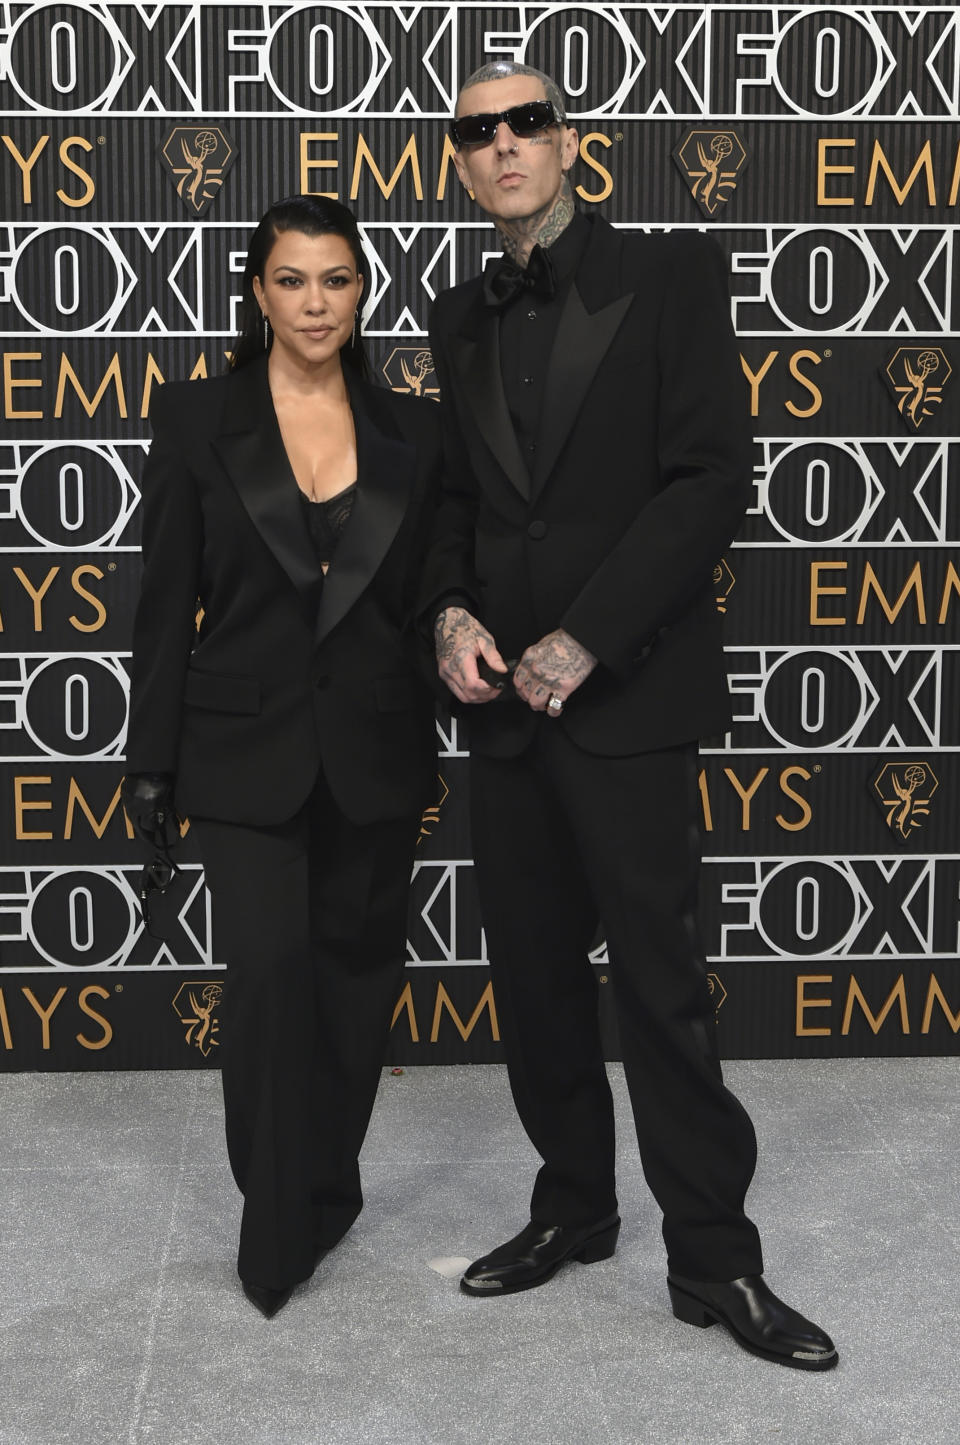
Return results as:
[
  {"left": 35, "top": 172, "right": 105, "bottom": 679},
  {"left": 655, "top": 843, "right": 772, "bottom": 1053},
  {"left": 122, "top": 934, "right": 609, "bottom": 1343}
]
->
[
  {"left": 415, "top": 299, "right": 483, "bottom": 627},
  {"left": 125, "top": 385, "right": 203, "bottom": 775},
  {"left": 560, "top": 234, "right": 752, "bottom": 679}
]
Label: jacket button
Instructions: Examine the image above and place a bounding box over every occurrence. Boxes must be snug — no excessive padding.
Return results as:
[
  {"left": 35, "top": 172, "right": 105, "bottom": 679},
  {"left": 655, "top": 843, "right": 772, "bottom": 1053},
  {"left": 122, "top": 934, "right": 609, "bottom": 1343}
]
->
[{"left": 527, "top": 520, "right": 548, "bottom": 540}]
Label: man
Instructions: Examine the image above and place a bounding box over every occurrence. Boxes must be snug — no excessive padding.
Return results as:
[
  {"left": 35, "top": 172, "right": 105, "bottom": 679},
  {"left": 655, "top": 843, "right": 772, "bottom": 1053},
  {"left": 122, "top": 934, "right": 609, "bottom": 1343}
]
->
[{"left": 422, "top": 60, "right": 837, "bottom": 1371}]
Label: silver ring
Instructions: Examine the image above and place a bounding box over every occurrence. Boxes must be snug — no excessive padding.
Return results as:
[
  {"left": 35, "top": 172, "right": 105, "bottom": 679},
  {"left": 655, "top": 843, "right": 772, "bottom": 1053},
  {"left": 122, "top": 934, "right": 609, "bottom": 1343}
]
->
[{"left": 547, "top": 694, "right": 564, "bottom": 713}]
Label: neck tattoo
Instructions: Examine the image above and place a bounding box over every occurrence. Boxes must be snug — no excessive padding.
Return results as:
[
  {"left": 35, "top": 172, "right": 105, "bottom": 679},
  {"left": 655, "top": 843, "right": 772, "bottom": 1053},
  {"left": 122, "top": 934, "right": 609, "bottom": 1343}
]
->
[{"left": 497, "top": 179, "right": 574, "bottom": 268}]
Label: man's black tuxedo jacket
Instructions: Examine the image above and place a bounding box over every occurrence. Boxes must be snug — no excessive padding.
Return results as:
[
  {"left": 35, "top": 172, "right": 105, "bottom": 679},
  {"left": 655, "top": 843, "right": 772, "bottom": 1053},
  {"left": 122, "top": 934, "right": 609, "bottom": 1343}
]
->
[
  {"left": 126, "top": 357, "right": 441, "bottom": 827},
  {"left": 422, "top": 215, "right": 753, "bottom": 757}
]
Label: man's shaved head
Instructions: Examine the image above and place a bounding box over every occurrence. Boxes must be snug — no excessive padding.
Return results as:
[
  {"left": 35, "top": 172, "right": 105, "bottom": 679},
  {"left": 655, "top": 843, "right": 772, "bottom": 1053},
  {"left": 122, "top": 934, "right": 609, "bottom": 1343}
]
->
[{"left": 457, "top": 60, "right": 566, "bottom": 120}]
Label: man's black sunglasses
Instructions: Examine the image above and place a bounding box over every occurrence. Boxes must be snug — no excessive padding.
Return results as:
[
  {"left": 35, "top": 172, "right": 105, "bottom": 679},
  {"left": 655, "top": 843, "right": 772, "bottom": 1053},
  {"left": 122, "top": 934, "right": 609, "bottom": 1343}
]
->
[{"left": 450, "top": 100, "right": 562, "bottom": 150}]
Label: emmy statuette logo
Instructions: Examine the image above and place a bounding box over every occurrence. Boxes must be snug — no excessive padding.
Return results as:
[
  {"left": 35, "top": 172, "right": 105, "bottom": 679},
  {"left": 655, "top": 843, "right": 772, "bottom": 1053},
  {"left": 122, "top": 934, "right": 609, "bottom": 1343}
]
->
[
  {"left": 382, "top": 348, "right": 439, "bottom": 399},
  {"left": 672, "top": 130, "right": 748, "bottom": 218},
  {"left": 883, "top": 348, "right": 952, "bottom": 430},
  {"left": 172, "top": 981, "right": 223, "bottom": 1056},
  {"left": 419, "top": 775, "right": 450, "bottom": 843},
  {"left": 872, "top": 762, "right": 939, "bottom": 842},
  {"left": 707, "top": 973, "right": 728, "bottom": 1013},
  {"left": 714, "top": 558, "right": 736, "bottom": 613},
  {"left": 158, "top": 126, "right": 237, "bottom": 216}
]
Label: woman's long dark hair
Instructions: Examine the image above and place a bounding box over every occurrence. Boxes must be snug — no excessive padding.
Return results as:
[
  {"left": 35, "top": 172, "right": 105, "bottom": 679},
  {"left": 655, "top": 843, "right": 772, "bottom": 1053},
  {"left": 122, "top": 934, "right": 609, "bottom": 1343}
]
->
[{"left": 230, "top": 195, "right": 371, "bottom": 377}]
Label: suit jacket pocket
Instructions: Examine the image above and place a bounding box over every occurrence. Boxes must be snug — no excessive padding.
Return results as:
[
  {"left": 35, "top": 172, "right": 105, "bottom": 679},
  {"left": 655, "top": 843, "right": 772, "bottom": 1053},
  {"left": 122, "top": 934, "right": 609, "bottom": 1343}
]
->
[{"left": 183, "top": 667, "right": 261, "bottom": 715}]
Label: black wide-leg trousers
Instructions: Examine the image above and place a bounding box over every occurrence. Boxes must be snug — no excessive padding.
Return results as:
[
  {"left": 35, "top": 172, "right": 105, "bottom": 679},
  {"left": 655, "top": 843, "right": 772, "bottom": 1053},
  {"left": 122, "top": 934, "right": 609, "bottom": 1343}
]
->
[
  {"left": 470, "top": 726, "right": 764, "bottom": 1281},
  {"left": 193, "top": 772, "right": 418, "bottom": 1291}
]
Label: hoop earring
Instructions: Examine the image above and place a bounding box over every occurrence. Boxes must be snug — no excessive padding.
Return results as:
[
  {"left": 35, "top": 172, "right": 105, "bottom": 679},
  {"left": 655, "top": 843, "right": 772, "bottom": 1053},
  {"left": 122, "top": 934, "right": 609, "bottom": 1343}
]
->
[{"left": 262, "top": 313, "right": 269, "bottom": 349}]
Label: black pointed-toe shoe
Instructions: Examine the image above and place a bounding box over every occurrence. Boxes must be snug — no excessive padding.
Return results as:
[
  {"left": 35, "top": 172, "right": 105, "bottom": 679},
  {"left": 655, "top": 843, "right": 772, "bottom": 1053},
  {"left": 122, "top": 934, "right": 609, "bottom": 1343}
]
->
[
  {"left": 667, "top": 1273, "right": 838, "bottom": 1370},
  {"left": 461, "top": 1213, "right": 621, "bottom": 1296},
  {"left": 242, "top": 1280, "right": 295, "bottom": 1319}
]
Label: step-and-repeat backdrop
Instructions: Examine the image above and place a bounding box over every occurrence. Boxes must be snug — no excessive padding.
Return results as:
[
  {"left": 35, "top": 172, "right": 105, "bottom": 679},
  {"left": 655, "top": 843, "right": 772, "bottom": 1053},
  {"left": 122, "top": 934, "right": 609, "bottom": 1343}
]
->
[{"left": 1, "top": 2, "right": 957, "bottom": 1069}]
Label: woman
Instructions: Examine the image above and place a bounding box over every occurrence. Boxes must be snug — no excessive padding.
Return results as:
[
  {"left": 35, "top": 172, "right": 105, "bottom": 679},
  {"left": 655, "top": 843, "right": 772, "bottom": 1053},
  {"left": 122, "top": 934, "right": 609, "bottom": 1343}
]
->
[{"left": 122, "top": 196, "right": 440, "bottom": 1318}]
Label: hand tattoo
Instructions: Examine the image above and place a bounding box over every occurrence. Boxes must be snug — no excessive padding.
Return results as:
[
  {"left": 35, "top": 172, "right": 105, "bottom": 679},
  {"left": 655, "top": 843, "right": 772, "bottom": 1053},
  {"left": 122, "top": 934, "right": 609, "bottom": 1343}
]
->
[
  {"left": 513, "top": 628, "right": 597, "bottom": 713},
  {"left": 435, "top": 606, "right": 504, "bottom": 704}
]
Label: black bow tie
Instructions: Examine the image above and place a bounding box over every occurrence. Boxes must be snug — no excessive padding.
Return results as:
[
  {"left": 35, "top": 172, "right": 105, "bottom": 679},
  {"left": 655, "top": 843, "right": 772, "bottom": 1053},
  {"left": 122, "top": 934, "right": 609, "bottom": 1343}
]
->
[{"left": 483, "top": 245, "right": 557, "bottom": 308}]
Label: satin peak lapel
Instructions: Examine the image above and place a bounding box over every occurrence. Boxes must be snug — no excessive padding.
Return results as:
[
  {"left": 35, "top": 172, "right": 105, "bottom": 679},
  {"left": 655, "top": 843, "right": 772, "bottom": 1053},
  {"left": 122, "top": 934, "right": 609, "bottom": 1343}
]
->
[
  {"left": 211, "top": 364, "right": 322, "bottom": 601},
  {"left": 450, "top": 308, "right": 531, "bottom": 500},
  {"left": 532, "top": 283, "right": 633, "bottom": 498},
  {"left": 314, "top": 392, "right": 413, "bottom": 649}
]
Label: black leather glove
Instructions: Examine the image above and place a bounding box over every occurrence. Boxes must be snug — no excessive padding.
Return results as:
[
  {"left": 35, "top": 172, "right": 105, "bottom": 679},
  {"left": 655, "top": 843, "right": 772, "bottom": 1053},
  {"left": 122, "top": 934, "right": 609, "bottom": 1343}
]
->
[{"left": 121, "top": 772, "right": 181, "bottom": 853}]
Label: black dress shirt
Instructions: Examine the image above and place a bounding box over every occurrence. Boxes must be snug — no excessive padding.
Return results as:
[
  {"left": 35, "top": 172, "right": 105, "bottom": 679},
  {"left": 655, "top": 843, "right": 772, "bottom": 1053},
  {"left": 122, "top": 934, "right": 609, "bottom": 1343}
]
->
[{"left": 498, "top": 210, "right": 591, "bottom": 463}]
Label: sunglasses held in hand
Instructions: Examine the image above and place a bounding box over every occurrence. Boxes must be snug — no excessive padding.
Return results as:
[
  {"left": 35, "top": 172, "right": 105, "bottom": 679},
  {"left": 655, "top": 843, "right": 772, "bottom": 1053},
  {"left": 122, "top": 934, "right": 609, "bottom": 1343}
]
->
[{"left": 450, "top": 99, "right": 562, "bottom": 149}]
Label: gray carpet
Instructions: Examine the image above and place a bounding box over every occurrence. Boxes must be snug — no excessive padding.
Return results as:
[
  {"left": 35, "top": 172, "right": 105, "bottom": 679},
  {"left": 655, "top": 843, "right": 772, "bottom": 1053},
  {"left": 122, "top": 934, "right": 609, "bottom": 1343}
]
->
[{"left": 0, "top": 1059, "right": 955, "bottom": 1445}]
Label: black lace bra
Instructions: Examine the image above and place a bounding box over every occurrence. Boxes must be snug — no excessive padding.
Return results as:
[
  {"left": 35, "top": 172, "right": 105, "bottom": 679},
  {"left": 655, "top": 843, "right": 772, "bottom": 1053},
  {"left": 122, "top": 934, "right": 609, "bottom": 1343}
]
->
[{"left": 299, "top": 482, "right": 357, "bottom": 570}]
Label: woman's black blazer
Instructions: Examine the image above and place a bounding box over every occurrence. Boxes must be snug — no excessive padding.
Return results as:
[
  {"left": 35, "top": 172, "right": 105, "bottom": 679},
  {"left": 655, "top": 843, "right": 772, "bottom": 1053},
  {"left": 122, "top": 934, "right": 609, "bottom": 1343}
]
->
[{"left": 125, "top": 356, "right": 441, "bottom": 828}]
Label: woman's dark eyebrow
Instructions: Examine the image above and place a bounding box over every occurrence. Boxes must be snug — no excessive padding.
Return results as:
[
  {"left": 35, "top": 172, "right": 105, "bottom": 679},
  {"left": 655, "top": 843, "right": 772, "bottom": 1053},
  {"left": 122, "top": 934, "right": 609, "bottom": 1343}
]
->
[{"left": 270, "top": 264, "right": 352, "bottom": 278}]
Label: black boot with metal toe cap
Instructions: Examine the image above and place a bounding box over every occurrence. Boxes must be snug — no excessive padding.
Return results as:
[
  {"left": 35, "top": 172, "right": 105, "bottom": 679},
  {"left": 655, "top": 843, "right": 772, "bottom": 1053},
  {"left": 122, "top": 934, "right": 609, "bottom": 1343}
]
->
[
  {"left": 461, "top": 1213, "right": 621, "bottom": 1296},
  {"left": 667, "top": 1274, "right": 838, "bottom": 1370}
]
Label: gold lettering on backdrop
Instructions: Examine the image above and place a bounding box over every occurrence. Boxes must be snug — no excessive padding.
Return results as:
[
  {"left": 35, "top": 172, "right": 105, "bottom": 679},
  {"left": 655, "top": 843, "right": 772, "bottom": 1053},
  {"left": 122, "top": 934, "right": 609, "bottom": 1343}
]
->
[
  {"left": 816, "top": 139, "right": 856, "bottom": 206},
  {"left": 856, "top": 561, "right": 925, "bottom": 625},
  {"left": 865, "top": 140, "right": 936, "bottom": 207},
  {"left": 66, "top": 779, "right": 134, "bottom": 841},
  {"left": 576, "top": 134, "right": 613, "bottom": 203},
  {"left": 435, "top": 134, "right": 459, "bottom": 202},
  {"left": 697, "top": 769, "right": 713, "bottom": 832},
  {"left": 300, "top": 132, "right": 615, "bottom": 206},
  {"left": 14, "top": 565, "right": 58, "bottom": 629},
  {"left": 350, "top": 134, "right": 424, "bottom": 202},
  {"left": 810, "top": 561, "right": 848, "bottom": 625},
  {"left": 698, "top": 768, "right": 812, "bottom": 832},
  {"left": 15, "top": 776, "right": 53, "bottom": 841},
  {"left": 0, "top": 989, "right": 12, "bottom": 1050},
  {"left": 3, "top": 352, "right": 43, "bottom": 419},
  {"left": 723, "top": 767, "right": 768, "bottom": 830},
  {"left": 1, "top": 135, "right": 94, "bottom": 206},
  {"left": 939, "top": 563, "right": 960, "bottom": 623},
  {"left": 390, "top": 981, "right": 419, "bottom": 1042},
  {"left": 3, "top": 351, "right": 219, "bottom": 421},
  {"left": 817, "top": 138, "right": 958, "bottom": 206},
  {"left": 776, "top": 768, "right": 813, "bottom": 832},
  {"left": 69, "top": 565, "right": 107, "bottom": 632},
  {"left": 740, "top": 351, "right": 778, "bottom": 416},
  {"left": 300, "top": 132, "right": 339, "bottom": 198},
  {"left": 3, "top": 565, "right": 107, "bottom": 632},
  {"left": 796, "top": 975, "right": 833, "bottom": 1037},
  {"left": 430, "top": 981, "right": 500, "bottom": 1043},
  {"left": 55, "top": 353, "right": 127, "bottom": 419},
  {"left": 2, "top": 134, "right": 48, "bottom": 202},
  {"left": 841, "top": 975, "right": 909, "bottom": 1036},
  {"left": 797, "top": 973, "right": 955, "bottom": 1039},
  {"left": 140, "top": 354, "right": 165, "bottom": 418},
  {"left": 811, "top": 562, "right": 957, "bottom": 627},
  {"left": 141, "top": 353, "right": 211, "bottom": 417},
  {"left": 741, "top": 349, "right": 824, "bottom": 417},
  {"left": 76, "top": 985, "right": 112, "bottom": 1049},
  {"left": 785, "top": 351, "right": 823, "bottom": 418},
  {"left": 22, "top": 986, "right": 68, "bottom": 1050},
  {"left": 57, "top": 137, "right": 95, "bottom": 207},
  {"left": 921, "top": 976, "right": 960, "bottom": 1035}
]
